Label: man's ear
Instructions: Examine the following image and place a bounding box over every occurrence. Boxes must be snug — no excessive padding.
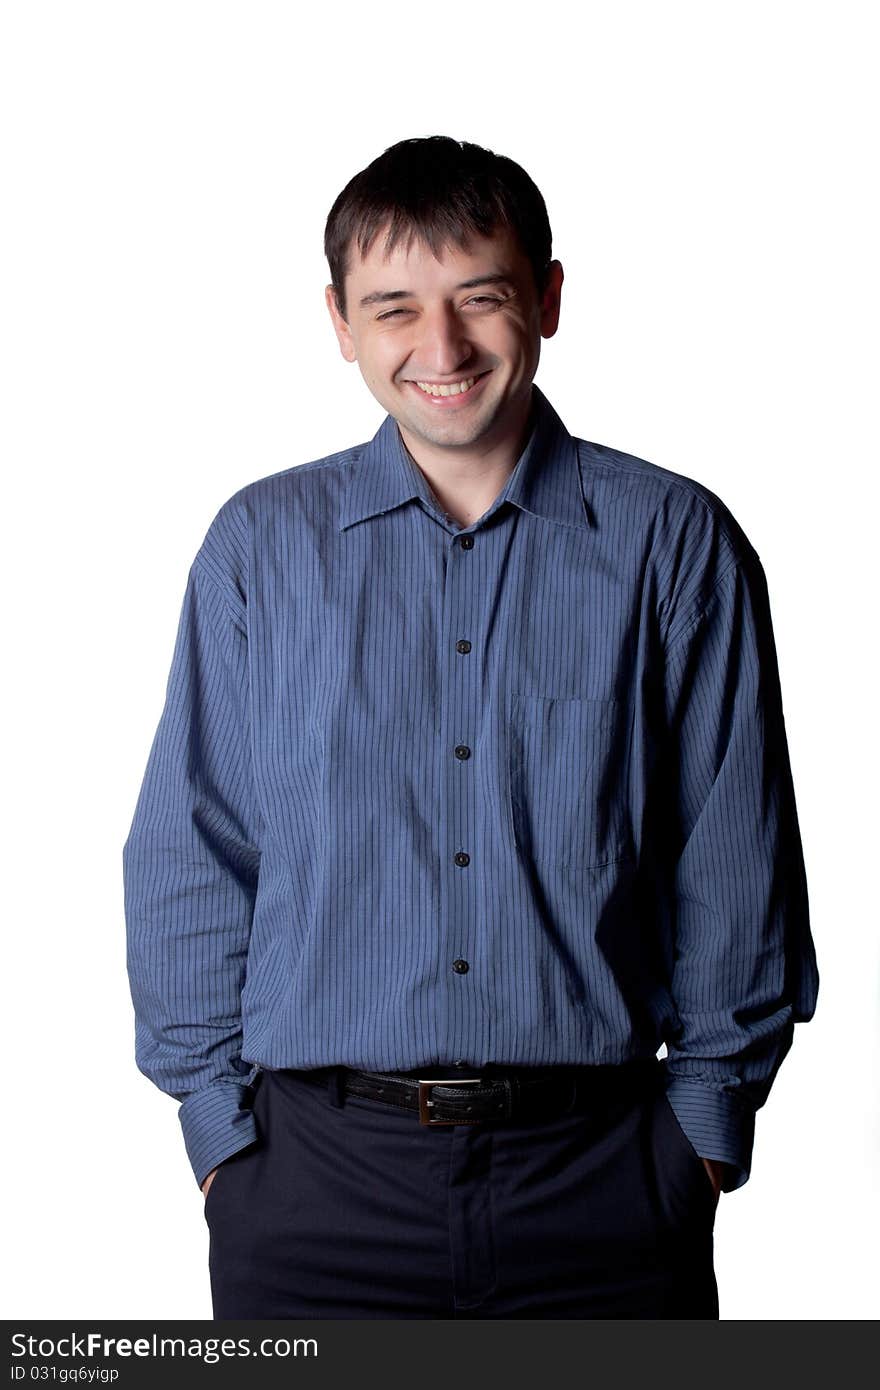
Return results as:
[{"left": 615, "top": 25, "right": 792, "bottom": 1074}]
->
[
  {"left": 325, "top": 284, "right": 357, "bottom": 363},
  {"left": 540, "top": 260, "right": 564, "bottom": 340}
]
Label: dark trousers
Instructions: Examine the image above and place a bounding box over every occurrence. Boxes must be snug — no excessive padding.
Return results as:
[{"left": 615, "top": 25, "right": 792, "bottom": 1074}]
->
[{"left": 204, "top": 1059, "right": 719, "bottom": 1319}]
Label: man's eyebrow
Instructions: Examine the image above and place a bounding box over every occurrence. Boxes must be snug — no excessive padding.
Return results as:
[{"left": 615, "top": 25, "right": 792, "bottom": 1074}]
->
[{"left": 358, "top": 272, "right": 516, "bottom": 310}]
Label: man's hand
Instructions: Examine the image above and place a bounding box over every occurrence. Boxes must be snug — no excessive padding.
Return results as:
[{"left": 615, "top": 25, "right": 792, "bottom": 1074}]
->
[
  {"left": 702, "top": 1157, "right": 725, "bottom": 1203},
  {"left": 201, "top": 1167, "right": 218, "bottom": 1198}
]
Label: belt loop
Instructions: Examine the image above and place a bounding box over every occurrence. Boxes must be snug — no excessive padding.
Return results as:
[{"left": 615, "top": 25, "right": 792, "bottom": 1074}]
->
[{"left": 327, "top": 1067, "right": 345, "bottom": 1108}]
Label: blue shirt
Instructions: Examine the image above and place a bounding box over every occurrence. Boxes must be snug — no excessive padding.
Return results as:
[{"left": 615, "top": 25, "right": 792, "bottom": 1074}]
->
[{"left": 122, "top": 384, "right": 819, "bottom": 1191}]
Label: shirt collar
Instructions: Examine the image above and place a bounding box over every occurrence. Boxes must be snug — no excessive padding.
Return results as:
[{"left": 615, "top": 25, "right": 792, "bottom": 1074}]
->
[{"left": 337, "top": 383, "right": 589, "bottom": 533}]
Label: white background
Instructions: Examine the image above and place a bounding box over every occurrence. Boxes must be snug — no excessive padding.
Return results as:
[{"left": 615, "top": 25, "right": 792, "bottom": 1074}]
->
[{"left": 2, "top": 0, "right": 876, "bottom": 1321}]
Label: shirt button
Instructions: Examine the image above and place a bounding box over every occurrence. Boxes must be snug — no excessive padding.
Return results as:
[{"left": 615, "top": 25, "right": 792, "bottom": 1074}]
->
[
  {"left": 455, "top": 640, "right": 472, "bottom": 654},
  {"left": 453, "top": 851, "right": 470, "bottom": 867},
  {"left": 452, "top": 959, "right": 470, "bottom": 974},
  {"left": 454, "top": 744, "right": 471, "bottom": 760},
  {"left": 459, "top": 534, "right": 474, "bottom": 550}
]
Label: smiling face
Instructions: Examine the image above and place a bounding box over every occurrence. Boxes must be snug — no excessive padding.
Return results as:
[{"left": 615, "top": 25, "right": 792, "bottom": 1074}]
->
[{"left": 325, "top": 222, "right": 563, "bottom": 466}]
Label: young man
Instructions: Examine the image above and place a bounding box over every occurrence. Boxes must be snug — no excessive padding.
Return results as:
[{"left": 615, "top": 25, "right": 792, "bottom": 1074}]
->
[{"left": 123, "top": 135, "right": 819, "bottom": 1319}]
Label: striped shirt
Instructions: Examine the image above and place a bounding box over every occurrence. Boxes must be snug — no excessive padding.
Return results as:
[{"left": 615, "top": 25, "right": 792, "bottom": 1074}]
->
[{"left": 122, "top": 383, "right": 819, "bottom": 1190}]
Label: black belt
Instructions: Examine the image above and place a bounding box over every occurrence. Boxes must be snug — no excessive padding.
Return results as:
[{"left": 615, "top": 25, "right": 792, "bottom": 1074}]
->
[{"left": 287, "top": 1060, "right": 661, "bottom": 1126}]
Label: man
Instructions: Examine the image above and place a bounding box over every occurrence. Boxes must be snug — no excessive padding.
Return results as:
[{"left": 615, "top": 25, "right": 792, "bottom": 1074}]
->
[{"left": 123, "top": 135, "right": 819, "bottom": 1319}]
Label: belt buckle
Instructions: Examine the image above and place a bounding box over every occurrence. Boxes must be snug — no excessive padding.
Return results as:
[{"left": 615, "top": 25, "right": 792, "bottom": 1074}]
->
[{"left": 417, "top": 1077, "right": 484, "bottom": 1125}]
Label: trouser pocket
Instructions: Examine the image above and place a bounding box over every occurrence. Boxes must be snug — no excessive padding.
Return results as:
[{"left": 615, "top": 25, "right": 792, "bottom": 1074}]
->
[
  {"left": 203, "top": 1074, "right": 267, "bottom": 1224},
  {"left": 650, "top": 1089, "right": 718, "bottom": 1231}
]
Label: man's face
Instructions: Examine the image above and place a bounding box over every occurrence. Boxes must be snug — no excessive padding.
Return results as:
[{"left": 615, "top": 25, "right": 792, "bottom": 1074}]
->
[{"left": 326, "top": 222, "right": 563, "bottom": 458}]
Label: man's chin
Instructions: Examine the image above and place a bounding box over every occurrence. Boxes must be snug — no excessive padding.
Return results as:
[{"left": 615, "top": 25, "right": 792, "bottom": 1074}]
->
[
  {"left": 394, "top": 391, "right": 501, "bottom": 447},
  {"left": 398, "top": 413, "right": 493, "bottom": 452}
]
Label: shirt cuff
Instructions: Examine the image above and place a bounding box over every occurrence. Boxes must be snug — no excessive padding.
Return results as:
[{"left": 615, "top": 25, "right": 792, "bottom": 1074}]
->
[
  {"left": 661, "top": 1072, "right": 756, "bottom": 1192},
  {"left": 178, "top": 1079, "right": 260, "bottom": 1189}
]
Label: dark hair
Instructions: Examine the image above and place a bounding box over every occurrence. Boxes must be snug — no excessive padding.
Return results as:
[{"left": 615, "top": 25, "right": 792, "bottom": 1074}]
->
[{"left": 324, "top": 135, "right": 553, "bottom": 322}]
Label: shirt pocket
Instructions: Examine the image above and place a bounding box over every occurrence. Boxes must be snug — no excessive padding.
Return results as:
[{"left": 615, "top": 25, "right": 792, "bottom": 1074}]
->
[{"left": 508, "top": 694, "right": 631, "bottom": 870}]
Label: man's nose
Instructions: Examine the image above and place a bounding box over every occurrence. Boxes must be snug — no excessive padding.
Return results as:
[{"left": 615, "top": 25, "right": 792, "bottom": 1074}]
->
[{"left": 416, "top": 305, "right": 477, "bottom": 375}]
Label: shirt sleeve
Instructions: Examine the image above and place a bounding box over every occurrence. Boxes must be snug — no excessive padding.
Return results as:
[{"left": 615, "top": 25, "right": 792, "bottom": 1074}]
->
[
  {"left": 122, "top": 540, "right": 263, "bottom": 1190},
  {"left": 654, "top": 535, "right": 819, "bottom": 1193}
]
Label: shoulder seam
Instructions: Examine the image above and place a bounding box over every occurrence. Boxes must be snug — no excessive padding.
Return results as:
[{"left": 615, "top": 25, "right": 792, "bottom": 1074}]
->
[
  {"left": 192, "top": 552, "right": 245, "bottom": 627},
  {"left": 663, "top": 555, "right": 744, "bottom": 653}
]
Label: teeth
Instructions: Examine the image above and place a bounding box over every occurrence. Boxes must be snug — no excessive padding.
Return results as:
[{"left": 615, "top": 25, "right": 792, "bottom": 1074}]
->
[{"left": 415, "top": 375, "right": 479, "bottom": 397}]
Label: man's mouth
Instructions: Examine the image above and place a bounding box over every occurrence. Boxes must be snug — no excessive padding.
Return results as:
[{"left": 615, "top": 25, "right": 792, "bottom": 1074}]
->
[{"left": 404, "top": 370, "right": 492, "bottom": 402}]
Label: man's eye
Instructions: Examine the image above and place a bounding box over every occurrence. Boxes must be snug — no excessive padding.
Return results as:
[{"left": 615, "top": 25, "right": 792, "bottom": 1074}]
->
[{"left": 376, "top": 296, "right": 503, "bottom": 323}]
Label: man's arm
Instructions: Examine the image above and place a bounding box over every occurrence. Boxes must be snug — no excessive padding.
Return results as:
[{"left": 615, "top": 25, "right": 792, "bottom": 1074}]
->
[
  {"left": 123, "top": 525, "right": 263, "bottom": 1192},
  {"left": 653, "top": 524, "right": 819, "bottom": 1194}
]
